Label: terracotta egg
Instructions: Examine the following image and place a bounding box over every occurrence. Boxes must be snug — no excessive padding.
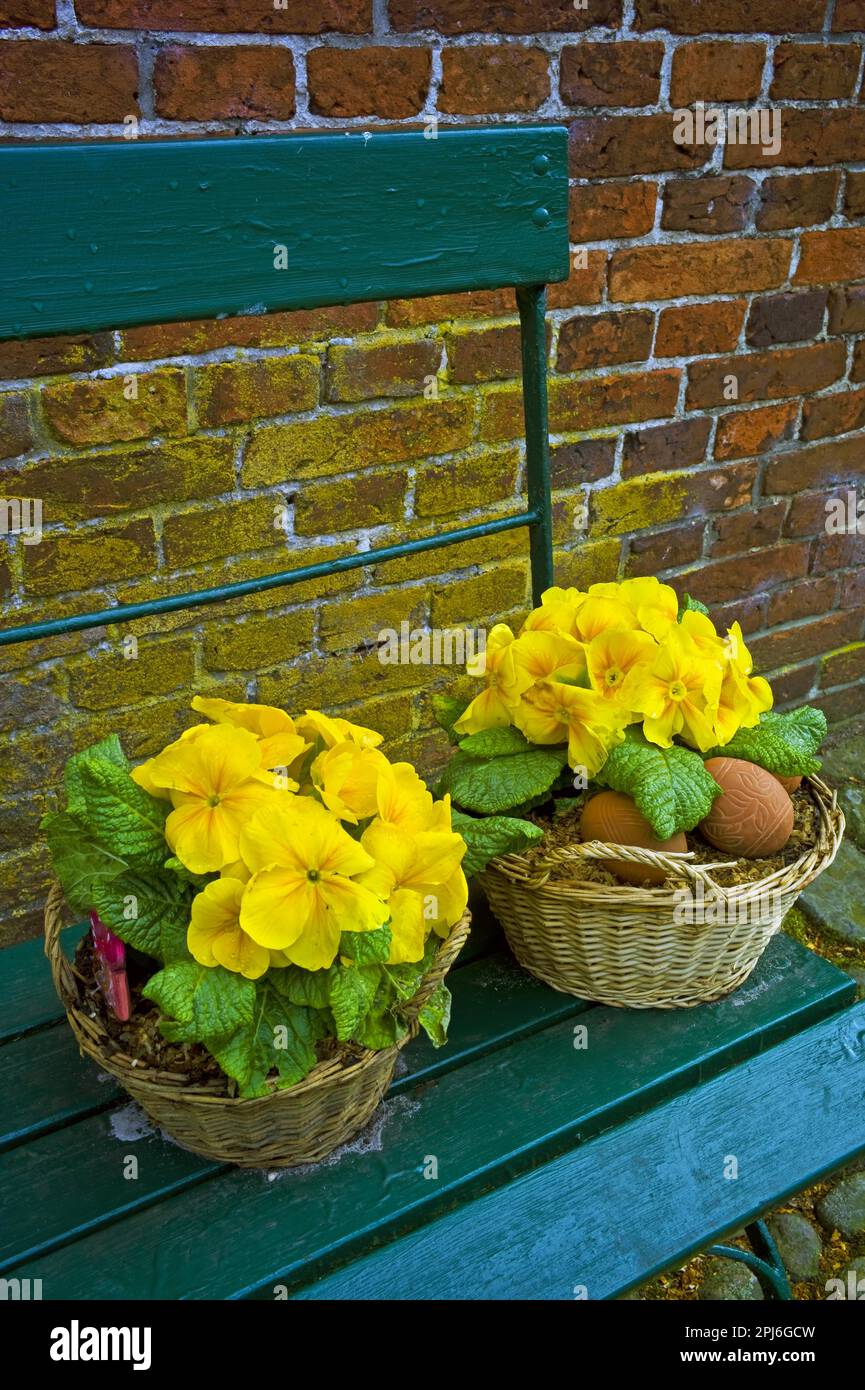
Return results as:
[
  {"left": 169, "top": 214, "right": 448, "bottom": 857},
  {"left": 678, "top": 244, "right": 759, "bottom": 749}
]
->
[
  {"left": 701, "top": 757, "right": 794, "bottom": 858},
  {"left": 580, "top": 790, "right": 688, "bottom": 887},
  {"left": 772, "top": 773, "right": 803, "bottom": 794}
]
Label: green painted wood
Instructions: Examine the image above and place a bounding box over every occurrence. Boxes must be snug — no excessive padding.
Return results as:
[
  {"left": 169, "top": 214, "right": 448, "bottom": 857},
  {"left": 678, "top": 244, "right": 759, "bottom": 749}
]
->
[
  {"left": 0, "top": 951, "right": 587, "bottom": 1270},
  {"left": 293, "top": 1000, "right": 865, "bottom": 1301},
  {"left": 3, "top": 935, "right": 852, "bottom": 1298},
  {"left": 0, "top": 127, "right": 569, "bottom": 341},
  {"left": 0, "top": 923, "right": 86, "bottom": 1044},
  {"left": 518, "top": 284, "right": 555, "bottom": 601}
]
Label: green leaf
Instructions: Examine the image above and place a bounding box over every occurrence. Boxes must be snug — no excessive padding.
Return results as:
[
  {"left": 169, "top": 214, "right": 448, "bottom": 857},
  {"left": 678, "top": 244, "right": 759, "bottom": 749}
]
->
[
  {"left": 678, "top": 593, "right": 710, "bottom": 621},
  {"left": 208, "top": 984, "right": 326, "bottom": 1098},
  {"left": 457, "top": 726, "right": 530, "bottom": 757},
  {"left": 41, "top": 810, "right": 130, "bottom": 915},
  {"left": 327, "top": 962, "right": 379, "bottom": 1041},
  {"left": 64, "top": 735, "right": 128, "bottom": 818},
  {"left": 76, "top": 759, "right": 167, "bottom": 868},
  {"left": 704, "top": 707, "right": 827, "bottom": 777},
  {"left": 91, "top": 870, "right": 191, "bottom": 963},
  {"left": 418, "top": 983, "right": 451, "bottom": 1048},
  {"left": 451, "top": 809, "right": 544, "bottom": 874},
  {"left": 267, "top": 965, "right": 332, "bottom": 1011},
  {"left": 338, "top": 923, "right": 392, "bottom": 965},
  {"left": 594, "top": 731, "right": 721, "bottom": 839},
  {"left": 431, "top": 693, "right": 469, "bottom": 744},
  {"left": 143, "top": 960, "right": 255, "bottom": 1040},
  {"left": 442, "top": 747, "right": 568, "bottom": 814}
]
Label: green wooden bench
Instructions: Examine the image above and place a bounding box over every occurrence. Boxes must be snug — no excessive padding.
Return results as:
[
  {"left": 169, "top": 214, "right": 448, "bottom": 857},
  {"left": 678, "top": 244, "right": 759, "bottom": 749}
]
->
[{"left": 1, "top": 126, "right": 864, "bottom": 1302}]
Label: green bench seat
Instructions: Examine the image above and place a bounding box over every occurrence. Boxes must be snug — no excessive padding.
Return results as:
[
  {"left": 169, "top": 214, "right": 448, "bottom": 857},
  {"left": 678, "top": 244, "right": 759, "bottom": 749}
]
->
[{"left": 2, "top": 893, "right": 863, "bottom": 1300}]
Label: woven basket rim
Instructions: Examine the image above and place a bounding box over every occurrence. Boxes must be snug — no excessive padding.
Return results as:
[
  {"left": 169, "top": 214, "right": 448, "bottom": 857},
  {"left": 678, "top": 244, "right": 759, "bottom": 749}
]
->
[
  {"left": 484, "top": 774, "right": 844, "bottom": 903},
  {"left": 44, "top": 883, "right": 470, "bottom": 1111}
]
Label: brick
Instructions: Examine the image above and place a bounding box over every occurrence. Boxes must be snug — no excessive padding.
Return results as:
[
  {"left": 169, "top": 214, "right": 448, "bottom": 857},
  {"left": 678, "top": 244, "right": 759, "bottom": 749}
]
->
[
  {"left": 854, "top": 342, "right": 865, "bottom": 384},
  {"left": 795, "top": 228, "right": 865, "bottom": 286},
  {"left": 0, "top": 393, "right": 32, "bottom": 460},
  {"left": 784, "top": 492, "right": 831, "bottom": 538},
  {"left": 568, "top": 181, "right": 656, "bottom": 242},
  {"left": 163, "top": 497, "right": 285, "bottom": 568},
  {"left": 154, "top": 45, "right": 295, "bottom": 120},
  {"left": 0, "top": 41, "right": 138, "bottom": 122},
  {"left": 68, "top": 636, "right": 197, "bottom": 711},
  {"left": 813, "top": 683, "right": 865, "bottom": 724},
  {"left": 76, "top": 0, "right": 372, "bottom": 32},
  {"left": 446, "top": 324, "right": 521, "bottom": 384},
  {"left": 295, "top": 469, "right": 408, "bottom": 535},
  {"left": 655, "top": 301, "right": 745, "bottom": 358},
  {"left": 801, "top": 388, "right": 865, "bottom": 442},
  {"left": 556, "top": 310, "right": 653, "bottom": 372},
  {"left": 0, "top": 1, "right": 55, "bottom": 24},
  {"left": 829, "top": 286, "right": 865, "bottom": 333},
  {"left": 368, "top": 510, "right": 524, "bottom": 585},
  {"left": 844, "top": 571, "right": 865, "bottom": 609},
  {"left": 415, "top": 446, "right": 519, "bottom": 517},
  {"left": 307, "top": 46, "right": 430, "bottom": 118},
  {"left": 771, "top": 43, "right": 860, "bottom": 100},
  {"left": 22, "top": 518, "right": 156, "bottom": 596},
  {"left": 476, "top": 369, "right": 681, "bottom": 444},
  {"left": 0, "top": 438, "right": 234, "bottom": 524},
  {"left": 750, "top": 610, "right": 865, "bottom": 674},
  {"left": 195, "top": 356, "right": 319, "bottom": 425},
  {"left": 686, "top": 342, "right": 845, "bottom": 410},
  {"left": 812, "top": 531, "right": 865, "bottom": 577},
  {"left": 0, "top": 556, "right": 11, "bottom": 602},
  {"left": 390, "top": 0, "right": 618, "bottom": 32},
  {"left": 121, "top": 303, "right": 379, "bottom": 359},
  {"left": 590, "top": 463, "right": 755, "bottom": 541},
  {"left": 143, "top": 541, "right": 359, "bottom": 618},
  {"left": 243, "top": 398, "right": 474, "bottom": 486},
  {"left": 549, "top": 439, "right": 616, "bottom": 491},
  {"left": 41, "top": 369, "right": 187, "bottom": 446},
  {"left": 767, "top": 577, "right": 838, "bottom": 627},
  {"left": 554, "top": 538, "right": 621, "bottom": 590},
  {"left": 320, "top": 588, "right": 428, "bottom": 655},
  {"left": 0, "top": 333, "right": 114, "bottom": 381},
  {"left": 706, "top": 594, "right": 767, "bottom": 635},
  {"left": 203, "top": 610, "right": 314, "bottom": 672},
  {"left": 714, "top": 402, "right": 797, "bottom": 461},
  {"left": 746, "top": 290, "right": 828, "bottom": 348},
  {"left": 326, "top": 339, "right": 440, "bottom": 401},
  {"left": 0, "top": 792, "right": 56, "bottom": 858},
  {"left": 560, "top": 42, "right": 663, "bottom": 108},
  {"left": 547, "top": 251, "right": 607, "bottom": 309},
  {"left": 725, "top": 109, "right": 865, "bottom": 170},
  {"left": 677, "top": 541, "right": 810, "bottom": 608},
  {"left": 766, "top": 435, "right": 865, "bottom": 494},
  {"left": 625, "top": 522, "right": 704, "bottom": 577},
  {"left": 0, "top": 667, "right": 65, "bottom": 734},
  {"left": 770, "top": 663, "right": 819, "bottom": 705},
  {"left": 711, "top": 502, "right": 786, "bottom": 558},
  {"left": 846, "top": 172, "right": 865, "bottom": 220},
  {"left": 834, "top": 0, "right": 865, "bottom": 30},
  {"left": 636, "top": 0, "right": 829, "bottom": 33},
  {"left": 661, "top": 176, "right": 755, "bottom": 234},
  {"left": 670, "top": 42, "right": 765, "bottom": 104},
  {"left": 621, "top": 418, "right": 711, "bottom": 478},
  {"left": 0, "top": 728, "right": 73, "bottom": 795},
  {"left": 610, "top": 239, "right": 791, "bottom": 303},
  {"left": 0, "top": 590, "right": 112, "bottom": 675},
  {"left": 260, "top": 644, "right": 423, "bottom": 714},
  {"left": 570, "top": 114, "right": 706, "bottom": 178},
  {"left": 430, "top": 564, "right": 528, "bottom": 628},
  {"left": 756, "top": 172, "right": 840, "bottom": 232},
  {"left": 439, "top": 45, "right": 549, "bottom": 114},
  {"left": 386, "top": 288, "right": 515, "bottom": 328}
]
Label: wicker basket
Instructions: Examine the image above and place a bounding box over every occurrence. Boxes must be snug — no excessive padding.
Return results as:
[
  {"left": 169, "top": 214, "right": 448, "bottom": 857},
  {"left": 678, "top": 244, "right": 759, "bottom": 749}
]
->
[
  {"left": 480, "top": 776, "right": 843, "bottom": 1010},
  {"left": 45, "top": 883, "right": 470, "bottom": 1168}
]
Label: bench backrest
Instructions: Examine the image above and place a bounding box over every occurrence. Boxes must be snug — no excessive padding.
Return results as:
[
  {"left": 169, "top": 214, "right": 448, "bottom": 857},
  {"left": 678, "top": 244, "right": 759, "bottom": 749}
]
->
[{"left": 0, "top": 126, "right": 570, "bottom": 646}]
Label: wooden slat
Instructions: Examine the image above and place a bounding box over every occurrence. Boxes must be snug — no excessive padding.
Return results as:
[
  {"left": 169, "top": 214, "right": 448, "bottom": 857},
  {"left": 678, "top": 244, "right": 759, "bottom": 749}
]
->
[
  {"left": 294, "top": 1000, "right": 865, "bottom": 1301},
  {"left": 0, "top": 127, "right": 570, "bottom": 340},
  {"left": 3, "top": 935, "right": 852, "bottom": 1298},
  {"left": 0, "top": 951, "right": 587, "bottom": 1269},
  {"left": 0, "top": 923, "right": 86, "bottom": 1044}
]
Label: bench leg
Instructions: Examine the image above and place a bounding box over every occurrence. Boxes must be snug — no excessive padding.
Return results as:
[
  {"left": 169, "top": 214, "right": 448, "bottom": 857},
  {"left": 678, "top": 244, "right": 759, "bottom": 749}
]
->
[{"left": 707, "top": 1219, "right": 793, "bottom": 1300}]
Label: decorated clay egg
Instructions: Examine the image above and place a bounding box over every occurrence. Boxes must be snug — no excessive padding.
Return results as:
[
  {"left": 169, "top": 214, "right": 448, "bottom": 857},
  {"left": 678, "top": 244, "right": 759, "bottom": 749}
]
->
[
  {"left": 772, "top": 773, "right": 802, "bottom": 794},
  {"left": 701, "top": 757, "right": 794, "bottom": 857},
  {"left": 580, "top": 790, "right": 688, "bottom": 887}
]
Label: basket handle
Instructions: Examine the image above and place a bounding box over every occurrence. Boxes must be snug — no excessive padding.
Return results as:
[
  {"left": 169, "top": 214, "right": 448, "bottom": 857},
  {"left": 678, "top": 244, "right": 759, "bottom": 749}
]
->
[{"left": 530, "top": 839, "right": 737, "bottom": 893}]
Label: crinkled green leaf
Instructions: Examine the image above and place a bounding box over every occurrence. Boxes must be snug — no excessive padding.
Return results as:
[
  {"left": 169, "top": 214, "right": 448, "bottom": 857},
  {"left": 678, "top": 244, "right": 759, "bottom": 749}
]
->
[
  {"left": 328, "top": 962, "right": 379, "bottom": 1041},
  {"left": 267, "top": 964, "right": 332, "bottom": 1011},
  {"left": 457, "top": 726, "right": 530, "bottom": 757},
  {"left": 451, "top": 810, "right": 544, "bottom": 875},
  {"left": 41, "top": 810, "right": 130, "bottom": 915},
  {"left": 418, "top": 983, "right": 451, "bottom": 1048},
  {"left": 441, "top": 747, "right": 568, "bottom": 814},
  {"left": 678, "top": 593, "right": 710, "bottom": 621},
  {"left": 207, "top": 985, "right": 326, "bottom": 1098},
  {"left": 705, "top": 707, "right": 827, "bottom": 777},
  {"left": 594, "top": 731, "right": 721, "bottom": 839},
  {"left": 431, "top": 693, "right": 469, "bottom": 744},
  {"left": 91, "top": 870, "right": 191, "bottom": 963},
  {"left": 338, "top": 923, "right": 392, "bottom": 965},
  {"left": 76, "top": 759, "right": 167, "bottom": 868},
  {"left": 143, "top": 960, "right": 255, "bottom": 1040},
  {"left": 64, "top": 735, "right": 128, "bottom": 819}
]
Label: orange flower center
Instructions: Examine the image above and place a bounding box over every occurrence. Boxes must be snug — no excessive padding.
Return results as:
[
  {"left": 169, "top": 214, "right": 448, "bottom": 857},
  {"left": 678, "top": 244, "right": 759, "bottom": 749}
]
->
[{"left": 605, "top": 667, "right": 622, "bottom": 688}]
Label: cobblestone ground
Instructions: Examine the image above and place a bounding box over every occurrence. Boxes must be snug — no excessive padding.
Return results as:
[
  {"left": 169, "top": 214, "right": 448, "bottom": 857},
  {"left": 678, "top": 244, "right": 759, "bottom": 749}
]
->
[{"left": 630, "top": 721, "right": 865, "bottom": 1302}]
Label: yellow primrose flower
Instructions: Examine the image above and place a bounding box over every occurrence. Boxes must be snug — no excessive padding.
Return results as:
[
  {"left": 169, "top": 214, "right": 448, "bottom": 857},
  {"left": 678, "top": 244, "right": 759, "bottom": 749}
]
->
[
  {"left": 521, "top": 586, "right": 586, "bottom": 638},
  {"left": 513, "top": 680, "right": 625, "bottom": 776},
  {"left": 713, "top": 622, "right": 773, "bottom": 743},
  {"left": 616, "top": 577, "right": 679, "bottom": 641},
  {"left": 312, "top": 740, "right": 390, "bottom": 824},
  {"left": 679, "top": 609, "right": 726, "bottom": 662},
  {"left": 360, "top": 821, "right": 466, "bottom": 963},
  {"left": 131, "top": 724, "right": 286, "bottom": 874},
  {"left": 624, "top": 627, "right": 722, "bottom": 752},
  {"left": 511, "top": 630, "right": 587, "bottom": 686},
  {"left": 586, "top": 627, "right": 657, "bottom": 703},
  {"left": 375, "top": 761, "right": 436, "bottom": 833},
  {"left": 239, "top": 798, "right": 388, "bottom": 970},
  {"left": 191, "top": 695, "right": 308, "bottom": 773},
  {"left": 574, "top": 594, "right": 637, "bottom": 642},
  {"left": 295, "top": 710, "right": 383, "bottom": 751},
  {"left": 187, "top": 877, "right": 272, "bottom": 980},
  {"left": 454, "top": 624, "right": 533, "bottom": 735}
]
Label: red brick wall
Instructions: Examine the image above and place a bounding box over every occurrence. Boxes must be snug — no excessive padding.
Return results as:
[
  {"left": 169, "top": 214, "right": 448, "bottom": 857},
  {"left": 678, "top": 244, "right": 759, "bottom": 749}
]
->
[{"left": 1, "top": 1, "right": 865, "bottom": 943}]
